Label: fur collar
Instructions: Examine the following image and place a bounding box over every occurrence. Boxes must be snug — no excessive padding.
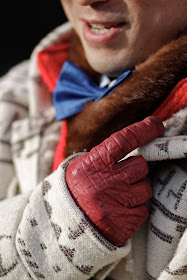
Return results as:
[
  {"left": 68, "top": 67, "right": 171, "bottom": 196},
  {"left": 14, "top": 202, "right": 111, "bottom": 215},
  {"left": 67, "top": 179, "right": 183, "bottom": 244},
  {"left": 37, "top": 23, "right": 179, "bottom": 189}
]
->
[{"left": 65, "top": 33, "right": 187, "bottom": 157}]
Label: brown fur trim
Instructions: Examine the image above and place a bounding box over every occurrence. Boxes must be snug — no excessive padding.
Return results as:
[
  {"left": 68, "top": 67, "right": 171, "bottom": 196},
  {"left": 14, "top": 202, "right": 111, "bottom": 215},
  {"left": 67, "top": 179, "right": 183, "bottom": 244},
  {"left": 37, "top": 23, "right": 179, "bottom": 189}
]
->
[{"left": 65, "top": 34, "right": 187, "bottom": 158}]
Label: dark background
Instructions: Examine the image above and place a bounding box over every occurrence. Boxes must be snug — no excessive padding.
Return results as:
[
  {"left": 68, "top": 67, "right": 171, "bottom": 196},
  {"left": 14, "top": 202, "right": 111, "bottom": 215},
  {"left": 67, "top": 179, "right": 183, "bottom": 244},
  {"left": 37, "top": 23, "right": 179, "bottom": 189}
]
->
[{"left": 0, "top": 1, "right": 68, "bottom": 76}]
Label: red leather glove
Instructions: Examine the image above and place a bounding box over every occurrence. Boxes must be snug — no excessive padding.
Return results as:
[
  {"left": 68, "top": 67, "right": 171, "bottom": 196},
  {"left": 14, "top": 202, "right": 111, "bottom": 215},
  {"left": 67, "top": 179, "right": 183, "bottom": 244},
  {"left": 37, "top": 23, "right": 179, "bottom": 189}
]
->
[{"left": 66, "top": 116, "right": 164, "bottom": 246}]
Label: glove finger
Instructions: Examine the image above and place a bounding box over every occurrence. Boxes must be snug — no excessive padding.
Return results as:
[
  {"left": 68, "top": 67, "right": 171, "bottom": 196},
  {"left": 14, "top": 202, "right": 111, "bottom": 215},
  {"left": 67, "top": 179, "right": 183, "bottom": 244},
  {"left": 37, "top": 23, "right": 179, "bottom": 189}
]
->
[
  {"left": 110, "top": 205, "right": 149, "bottom": 243},
  {"left": 109, "top": 180, "right": 151, "bottom": 208},
  {"left": 113, "top": 155, "right": 148, "bottom": 185},
  {"left": 90, "top": 204, "right": 148, "bottom": 246},
  {"left": 91, "top": 116, "right": 164, "bottom": 167},
  {"left": 124, "top": 205, "right": 149, "bottom": 231},
  {"left": 127, "top": 180, "right": 152, "bottom": 207}
]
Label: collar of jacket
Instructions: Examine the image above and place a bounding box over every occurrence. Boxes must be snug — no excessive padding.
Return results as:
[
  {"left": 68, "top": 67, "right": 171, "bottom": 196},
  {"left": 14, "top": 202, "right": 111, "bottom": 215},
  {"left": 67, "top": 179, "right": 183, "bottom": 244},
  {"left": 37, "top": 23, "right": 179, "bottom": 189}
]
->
[
  {"left": 65, "top": 33, "right": 187, "bottom": 157},
  {"left": 36, "top": 25, "right": 187, "bottom": 159},
  {"left": 6, "top": 23, "right": 186, "bottom": 191}
]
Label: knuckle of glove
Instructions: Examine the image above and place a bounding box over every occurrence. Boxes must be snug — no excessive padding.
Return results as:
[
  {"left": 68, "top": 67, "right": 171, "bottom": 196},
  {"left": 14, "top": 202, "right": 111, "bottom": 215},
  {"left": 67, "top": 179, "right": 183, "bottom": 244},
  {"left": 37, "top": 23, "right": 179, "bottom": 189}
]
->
[
  {"left": 128, "top": 181, "right": 152, "bottom": 208},
  {"left": 135, "top": 155, "right": 149, "bottom": 177},
  {"left": 113, "top": 155, "right": 148, "bottom": 187},
  {"left": 66, "top": 152, "right": 92, "bottom": 184},
  {"left": 125, "top": 155, "right": 148, "bottom": 184}
]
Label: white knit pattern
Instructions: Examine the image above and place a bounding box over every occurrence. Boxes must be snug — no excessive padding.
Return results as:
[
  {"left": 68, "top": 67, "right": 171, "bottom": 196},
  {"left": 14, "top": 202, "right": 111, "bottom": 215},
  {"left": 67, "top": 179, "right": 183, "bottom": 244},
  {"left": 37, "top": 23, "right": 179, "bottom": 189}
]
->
[{"left": 0, "top": 156, "right": 130, "bottom": 279}]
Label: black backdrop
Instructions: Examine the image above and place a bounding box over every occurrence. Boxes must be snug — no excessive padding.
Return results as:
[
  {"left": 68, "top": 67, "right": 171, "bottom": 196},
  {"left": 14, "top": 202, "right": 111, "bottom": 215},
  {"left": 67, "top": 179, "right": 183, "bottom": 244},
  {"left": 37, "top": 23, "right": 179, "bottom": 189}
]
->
[{"left": 0, "top": 0, "right": 67, "bottom": 76}]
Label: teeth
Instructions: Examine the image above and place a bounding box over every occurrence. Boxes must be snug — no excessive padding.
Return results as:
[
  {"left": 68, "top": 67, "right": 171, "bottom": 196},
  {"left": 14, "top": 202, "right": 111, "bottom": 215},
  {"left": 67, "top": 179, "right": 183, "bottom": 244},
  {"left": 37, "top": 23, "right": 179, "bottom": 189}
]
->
[
  {"left": 91, "top": 28, "right": 110, "bottom": 34},
  {"left": 89, "top": 23, "right": 113, "bottom": 34},
  {"left": 90, "top": 23, "right": 109, "bottom": 29}
]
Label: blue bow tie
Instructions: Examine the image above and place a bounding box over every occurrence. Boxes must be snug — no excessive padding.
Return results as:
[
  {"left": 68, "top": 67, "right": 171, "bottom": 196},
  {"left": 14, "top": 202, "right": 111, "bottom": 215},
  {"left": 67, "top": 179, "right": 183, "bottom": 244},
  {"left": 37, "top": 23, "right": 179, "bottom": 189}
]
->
[{"left": 53, "top": 61, "right": 134, "bottom": 121}]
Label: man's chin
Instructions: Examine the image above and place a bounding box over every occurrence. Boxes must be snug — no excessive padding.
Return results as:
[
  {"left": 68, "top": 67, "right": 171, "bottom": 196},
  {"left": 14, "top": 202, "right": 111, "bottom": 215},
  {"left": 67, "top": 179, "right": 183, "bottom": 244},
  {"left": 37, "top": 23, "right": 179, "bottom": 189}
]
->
[
  {"left": 86, "top": 55, "right": 130, "bottom": 77},
  {"left": 82, "top": 39, "right": 134, "bottom": 76}
]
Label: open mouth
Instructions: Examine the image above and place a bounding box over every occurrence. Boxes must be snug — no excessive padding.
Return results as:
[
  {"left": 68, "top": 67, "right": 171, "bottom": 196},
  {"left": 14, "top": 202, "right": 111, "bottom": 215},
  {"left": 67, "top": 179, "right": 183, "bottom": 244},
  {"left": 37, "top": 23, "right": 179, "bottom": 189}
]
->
[
  {"left": 82, "top": 19, "right": 127, "bottom": 45},
  {"left": 88, "top": 22, "right": 126, "bottom": 34}
]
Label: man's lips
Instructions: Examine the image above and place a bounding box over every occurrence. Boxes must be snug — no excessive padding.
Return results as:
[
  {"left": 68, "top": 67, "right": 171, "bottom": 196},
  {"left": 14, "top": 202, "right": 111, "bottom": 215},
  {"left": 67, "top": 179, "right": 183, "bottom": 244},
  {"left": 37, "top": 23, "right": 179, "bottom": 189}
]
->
[
  {"left": 88, "top": 22, "right": 126, "bottom": 30},
  {"left": 81, "top": 18, "right": 127, "bottom": 28},
  {"left": 82, "top": 20, "right": 127, "bottom": 45}
]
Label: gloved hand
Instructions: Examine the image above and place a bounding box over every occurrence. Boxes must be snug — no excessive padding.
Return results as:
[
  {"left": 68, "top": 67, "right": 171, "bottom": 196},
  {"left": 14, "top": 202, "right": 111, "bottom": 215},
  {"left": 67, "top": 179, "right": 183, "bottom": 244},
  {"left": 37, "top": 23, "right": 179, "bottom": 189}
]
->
[{"left": 66, "top": 116, "right": 165, "bottom": 246}]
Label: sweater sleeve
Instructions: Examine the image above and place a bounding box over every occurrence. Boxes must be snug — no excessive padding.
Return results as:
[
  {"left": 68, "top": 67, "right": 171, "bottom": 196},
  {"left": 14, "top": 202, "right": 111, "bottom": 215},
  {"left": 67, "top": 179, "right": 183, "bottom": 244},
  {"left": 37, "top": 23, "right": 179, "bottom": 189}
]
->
[
  {"left": 0, "top": 155, "right": 131, "bottom": 280},
  {"left": 0, "top": 61, "right": 29, "bottom": 199}
]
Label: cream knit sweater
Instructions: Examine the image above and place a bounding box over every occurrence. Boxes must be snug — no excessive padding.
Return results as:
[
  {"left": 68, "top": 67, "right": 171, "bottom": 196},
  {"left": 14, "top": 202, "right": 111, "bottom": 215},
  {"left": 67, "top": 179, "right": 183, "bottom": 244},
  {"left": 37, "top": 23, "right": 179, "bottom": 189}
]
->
[{"left": 0, "top": 22, "right": 186, "bottom": 279}]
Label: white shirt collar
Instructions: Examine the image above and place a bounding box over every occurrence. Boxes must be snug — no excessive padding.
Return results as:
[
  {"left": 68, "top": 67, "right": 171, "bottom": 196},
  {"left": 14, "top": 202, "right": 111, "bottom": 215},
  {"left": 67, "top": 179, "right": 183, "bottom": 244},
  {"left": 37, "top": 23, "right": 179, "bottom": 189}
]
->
[{"left": 100, "top": 75, "right": 117, "bottom": 88}]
